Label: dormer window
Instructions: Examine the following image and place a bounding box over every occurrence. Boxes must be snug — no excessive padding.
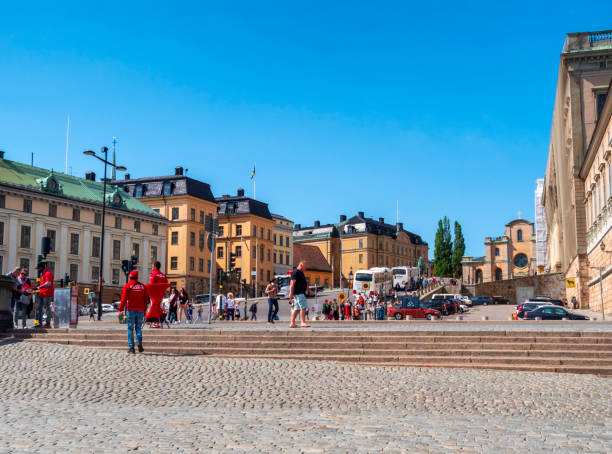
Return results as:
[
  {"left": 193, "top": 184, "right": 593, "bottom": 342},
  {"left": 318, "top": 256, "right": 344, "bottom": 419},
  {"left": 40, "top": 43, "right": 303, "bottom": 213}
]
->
[
  {"left": 163, "top": 182, "right": 172, "bottom": 196},
  {"left": 134, "top": 185, "right": 143, "bottom": 198},
  {"left": 36, "top": 171, "right": 63, "bottom": 195}
]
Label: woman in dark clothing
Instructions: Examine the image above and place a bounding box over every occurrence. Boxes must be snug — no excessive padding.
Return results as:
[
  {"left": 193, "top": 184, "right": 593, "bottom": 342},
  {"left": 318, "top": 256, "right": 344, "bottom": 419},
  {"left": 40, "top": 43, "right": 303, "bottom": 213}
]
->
[
  {"left": 168, "top": 287, "right": 179, "bottom": 324},
  {"left": 178, "top": 288, "right": 189, "bottom": 323}
]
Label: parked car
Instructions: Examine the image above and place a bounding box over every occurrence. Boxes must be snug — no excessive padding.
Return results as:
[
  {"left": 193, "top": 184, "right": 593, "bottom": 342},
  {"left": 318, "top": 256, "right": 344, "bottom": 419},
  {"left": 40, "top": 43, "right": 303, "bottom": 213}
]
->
[
  {"left": 515, "top": 301, "right": 553, "bottom": 318},
  {"left": 433, "top": 293, "right": 471, "bottom": 306},
  {"left": 420, "top": 299, "right": 448, "bottom": 316},
  {"left": 493, "top": 296, "right": 510, "bottom": 304},
  {"left": 102, "top": 304, "right": 117, "bottom": 312},
  {"left": 471, "top": 295, "right": 494, "bottom": 306},
  {"left": 460, "top": 294, "right": 473, "bottom": 306},
  {"left": 388, "top": 300, "right": 441, "bottom": 320},
  {"left": 524, "top": 306, "right": 588, "bottom": 320},
  {"left": 523, "top": 297, "right": 564, "bottom": 307}
]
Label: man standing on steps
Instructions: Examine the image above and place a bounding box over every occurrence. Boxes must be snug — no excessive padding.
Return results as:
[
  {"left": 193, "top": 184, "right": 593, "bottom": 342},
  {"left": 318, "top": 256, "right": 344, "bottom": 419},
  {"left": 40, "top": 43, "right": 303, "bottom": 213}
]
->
[
  {"left": 265, "top": 279, "right": 278, "bottom": 324},
  {"left": 289, "top": 261, "right": 311, "bottom": 328},
  {"left": 119, "top": 270, "right": 149, "bottom": 354}
]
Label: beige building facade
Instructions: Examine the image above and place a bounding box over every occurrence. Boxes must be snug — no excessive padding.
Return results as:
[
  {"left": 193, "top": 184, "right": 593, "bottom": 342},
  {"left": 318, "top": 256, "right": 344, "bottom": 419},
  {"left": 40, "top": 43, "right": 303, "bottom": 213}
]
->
[{"left": 272, "top": 214, "right": 293, "bottom": 277}]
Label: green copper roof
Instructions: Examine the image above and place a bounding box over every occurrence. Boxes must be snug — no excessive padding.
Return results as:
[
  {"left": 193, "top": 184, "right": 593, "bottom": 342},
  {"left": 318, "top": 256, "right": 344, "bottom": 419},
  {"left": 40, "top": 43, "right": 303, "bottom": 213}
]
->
[{"left": 0, "top": 158, "right": 163, "bottom": 219}]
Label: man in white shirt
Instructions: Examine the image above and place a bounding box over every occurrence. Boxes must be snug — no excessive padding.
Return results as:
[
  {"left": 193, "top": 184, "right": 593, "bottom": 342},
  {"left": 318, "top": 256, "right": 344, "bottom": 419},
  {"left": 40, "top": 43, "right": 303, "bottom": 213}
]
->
[{"left": 216, "top": 293, "right": 227, "bottom": 320}]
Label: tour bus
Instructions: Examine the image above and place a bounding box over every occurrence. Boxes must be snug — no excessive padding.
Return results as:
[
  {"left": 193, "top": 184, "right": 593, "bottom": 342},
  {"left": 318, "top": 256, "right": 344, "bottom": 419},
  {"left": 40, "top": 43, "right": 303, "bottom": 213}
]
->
[
  {"left": 392, "top": 266, "right": 420, "bottom": 289},
  {"left": 275, "top": 274, "right": 291, "bottom": 299},
  {"left": 352, "top": 267, "right": 393, "bottom": 296}
]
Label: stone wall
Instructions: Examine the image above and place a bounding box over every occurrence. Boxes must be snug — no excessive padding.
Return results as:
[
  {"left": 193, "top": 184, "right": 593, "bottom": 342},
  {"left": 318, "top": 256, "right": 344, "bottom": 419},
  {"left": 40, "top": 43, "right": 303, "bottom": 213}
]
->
[{"left": 463, "top": 273, "right": 565, "bottom": 304}]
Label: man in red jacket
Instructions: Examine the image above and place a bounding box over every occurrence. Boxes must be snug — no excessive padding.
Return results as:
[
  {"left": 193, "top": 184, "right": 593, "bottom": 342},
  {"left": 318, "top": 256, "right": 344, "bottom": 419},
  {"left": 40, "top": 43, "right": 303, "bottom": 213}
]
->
[
  {"left": 148, "top": 261, "right": 167, "bottom": 328},
  {"left": 35, "top": 261, "right": 54, "bottom": 328},
  {"left": 119, "top": 270, "right": 149, "bottom": 354}
]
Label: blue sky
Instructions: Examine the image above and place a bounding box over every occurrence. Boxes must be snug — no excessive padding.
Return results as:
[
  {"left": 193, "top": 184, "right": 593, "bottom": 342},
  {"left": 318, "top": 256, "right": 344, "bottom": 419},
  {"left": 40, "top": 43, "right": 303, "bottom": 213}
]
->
[{"left": 1, "top": 2, "right": 611, "bottom": 257}]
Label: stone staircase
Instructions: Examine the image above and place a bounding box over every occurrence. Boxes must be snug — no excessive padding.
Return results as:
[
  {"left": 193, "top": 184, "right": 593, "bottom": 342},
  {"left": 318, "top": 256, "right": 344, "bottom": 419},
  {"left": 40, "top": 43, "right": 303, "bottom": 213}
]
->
[{"left": 5, "top": 329, "right": 612, "bottom": 376}]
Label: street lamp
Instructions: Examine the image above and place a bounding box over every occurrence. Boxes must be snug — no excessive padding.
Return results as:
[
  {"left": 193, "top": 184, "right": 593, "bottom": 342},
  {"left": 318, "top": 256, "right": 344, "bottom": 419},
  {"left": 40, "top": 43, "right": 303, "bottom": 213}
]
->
[{"left": 83, "top": 146, "right": 127, "bottom": 320}]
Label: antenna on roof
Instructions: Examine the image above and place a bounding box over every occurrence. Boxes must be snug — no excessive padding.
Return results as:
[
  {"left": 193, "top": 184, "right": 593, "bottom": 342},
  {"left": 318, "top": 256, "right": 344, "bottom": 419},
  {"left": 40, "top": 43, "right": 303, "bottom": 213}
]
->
[
  {"left": 31, "top": 152, "right": 33, "bottom": 166},
  {"left": 111, "top": 136, "right": 117, "bottom": 180},
  {"left": 65, "top": 115, "right": 70, "bottom": 174},
  {"left": 396, "top": 200, "right": 399, "bottom": 225}
]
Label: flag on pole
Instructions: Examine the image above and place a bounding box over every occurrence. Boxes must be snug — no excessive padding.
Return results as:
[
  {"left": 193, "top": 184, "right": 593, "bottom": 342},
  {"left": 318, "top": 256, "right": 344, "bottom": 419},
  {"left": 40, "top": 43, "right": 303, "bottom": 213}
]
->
[{"left": 251, "top": 165, "right": 256, "bottom": 179}]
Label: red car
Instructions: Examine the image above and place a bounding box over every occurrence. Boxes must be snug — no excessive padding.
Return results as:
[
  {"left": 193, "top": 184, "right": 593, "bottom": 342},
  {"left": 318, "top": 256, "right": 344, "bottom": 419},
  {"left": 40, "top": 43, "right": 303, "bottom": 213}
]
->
[{"left": 388, "top": 302, "right": 442, "bottom": 320}]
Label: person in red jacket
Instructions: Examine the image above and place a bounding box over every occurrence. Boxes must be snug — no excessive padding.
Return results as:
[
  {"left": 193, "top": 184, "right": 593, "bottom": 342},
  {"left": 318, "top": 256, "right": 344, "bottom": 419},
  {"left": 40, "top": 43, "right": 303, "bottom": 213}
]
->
[
  {"left": 119, "top": 270, "right": 149, "bottom": 354},
  {"left": 149, "top": 261, "right": 167, "bottom": 284},
  {"left": 35, "top": 261, "right": 54, "bottom": 328}
]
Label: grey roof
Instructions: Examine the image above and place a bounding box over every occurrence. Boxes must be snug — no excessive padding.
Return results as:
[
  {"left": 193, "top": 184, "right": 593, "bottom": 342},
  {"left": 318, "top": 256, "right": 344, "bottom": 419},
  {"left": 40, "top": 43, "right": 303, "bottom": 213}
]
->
[
  {"left": 216, "top": 195, "right": 273, "bottom": 220},
  {"left": 112, "top": 175, "right": 216, "bottom": 203}
]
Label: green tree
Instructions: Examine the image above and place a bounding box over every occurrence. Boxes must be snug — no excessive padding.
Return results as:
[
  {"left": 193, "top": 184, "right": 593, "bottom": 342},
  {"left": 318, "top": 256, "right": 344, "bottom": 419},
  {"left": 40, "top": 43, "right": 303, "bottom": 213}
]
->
[
  {"left": 451, "top": 221, "right": 466, "bottom": 278},
  {"left": 433, "top": 216, "right": 453, "bottom": 276}
]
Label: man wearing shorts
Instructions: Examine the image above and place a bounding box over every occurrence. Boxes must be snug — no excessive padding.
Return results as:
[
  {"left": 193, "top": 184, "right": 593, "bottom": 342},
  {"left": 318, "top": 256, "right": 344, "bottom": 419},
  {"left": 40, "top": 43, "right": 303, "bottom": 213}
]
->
[{"left": 289, "top": 261, "right": 311, "bottom": 328}]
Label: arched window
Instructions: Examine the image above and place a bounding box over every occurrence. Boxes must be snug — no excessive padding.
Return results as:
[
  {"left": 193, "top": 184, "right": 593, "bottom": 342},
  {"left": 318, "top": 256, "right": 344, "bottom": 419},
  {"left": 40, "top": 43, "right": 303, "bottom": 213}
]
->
[
  {"left": 517, "top": 229, "right": 523, "bottom": 241},
  {"left": 495, "top": 268, "right": 502, "bottom": 281},
  {"left": 475, "top": 269, "right": 483, "bottom": 284}
]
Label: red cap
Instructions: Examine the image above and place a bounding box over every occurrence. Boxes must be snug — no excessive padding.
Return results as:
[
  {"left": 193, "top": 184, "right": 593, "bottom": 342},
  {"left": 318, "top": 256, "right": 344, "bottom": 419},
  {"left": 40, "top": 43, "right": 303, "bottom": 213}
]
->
[{"left": 128, "top": 270, "right": 138, "bottom": 279}]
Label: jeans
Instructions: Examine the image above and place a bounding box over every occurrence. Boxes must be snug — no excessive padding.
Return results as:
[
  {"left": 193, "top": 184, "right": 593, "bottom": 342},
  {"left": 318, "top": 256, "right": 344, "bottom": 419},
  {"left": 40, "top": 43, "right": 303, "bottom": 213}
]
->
[
  {"left": 267, "top": 298, "right": 278, "bottom": 322},
  {"left": 227, "top": 308, "right": 235, "bottom": 320},
  {"left": 36, "top": 296, "right": 52, "bottom": 326},
  {"left": 126, "top": 311, "right": 144, "bottom": 349},
  {"left": 15, "top": 302, "right": 28, "bottom": 328}
]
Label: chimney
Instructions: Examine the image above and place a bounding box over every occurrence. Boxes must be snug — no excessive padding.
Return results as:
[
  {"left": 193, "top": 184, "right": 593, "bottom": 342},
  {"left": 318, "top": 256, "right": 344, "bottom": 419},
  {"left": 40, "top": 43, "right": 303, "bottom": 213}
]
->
[
  {"left": 237, "top": 188, "right": 245, "bottom": 197},
  {"left": 295, "top": 224, "right": 301, "bottom": 230},
  {"left": 314, "top": 220, "right": 320, "bottom": 228},
  {"left": 175, "top": 166, "right": 183, "bottom": 176},
  {"left": 0, "top": 150, "right": 5, "bottom": 159},
  {"left": 397, "top": 222, "right": 403, "bottom": 232},
  {"left": 85, "top": 172, "right": 96, "bottom": 181},
  {"left": 358, "top": 211, "right": 365, "bottom": 218},
  {"left": 339, "top": 214, "right": 347, "bottom": 222},
  {"left": 124, "top": 173, "right": 131, "bottom": 180},
  {"left": 379, "top": 217, "right": 385, "bottom": 223}
]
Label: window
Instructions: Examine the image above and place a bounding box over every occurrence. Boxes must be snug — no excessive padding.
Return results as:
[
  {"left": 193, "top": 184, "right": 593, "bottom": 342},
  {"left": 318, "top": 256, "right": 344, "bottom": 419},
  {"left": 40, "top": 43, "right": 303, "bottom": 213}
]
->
[
  {"left": 379, "top": 256, "right": 383, "bottom": 265},
  {"left": 69, "top": 263, "right": 79, "bottom": 282},
  {"left": 597, "top": 93, "right": 607, "bottom": 118},
  {"left": 208, "top": 260, "right": 211, "bottom": 271},
  {"left": 217, "top": 246, "right": 223, "bottom": 259},
  {"left": 112, "top": 269, "right": 120, "bottom": 285},
  {"left": 190, "top": 208, "right": 195, "bottom": 221},
  {"left": 49, "top": 203, "right": 57, "bottom": 217},
  {"left": 218, "top": 226, "right": 224, "bottom": 237},
  {"left": 72, "top": 208, "right": 80, "bottom": 221},
  {"left": 495, "top": 268, "right": 502, "bottom": 281},
  {"left": 20, "top": 225, "right": 31, "bottom": 249},
  {"left": 115, "top": 217, "right": 122, "bottom": 229},
  {"left": 170, "top": 257, "right": 178, "bottom": 270},
  {"left": 0, "top": 222, "right": 5, "bottom": 245},
  {"left": 236, "top": 246, "right": 242, "bottom": 257},
  {"left": 236, "top": 225, "right": 242, "bottom": 236},
  {"left": 279, "top": 253, "right": 283, "bottom": 265},
  {"left": 134, "top": 185, "right": 143, "bottom": 198},
  {"left": 513, "top": 253, "right": 528, "bottom": 268},
  {"left": 189, "top": 257, "right": 195, "bottom": 271},
  {"left": 199, "top": 232, "right": 204, "bottom": 249},
  {"left": 113, "top": 240, "right": 121, "bottom": 260},
  {"left": 19, "top": 257, "right": 30, "bottom": 272},
  {"left": 273, "top": 233, "right": 277, "bottom": 244},
  {"left": 198, "top": 258, "right": 204, "bottom": 272},
  {"left": 46, "top": 261, "right": 55, "bottom": 276},
  {"left": 495, "top": 247, "right": 499, "bottom": 257},
  {"left": 200, "top": 211, "right": 204, "bottom": 224},
  {"left": 23, "top": 199, "right": 32, "bottom": 213},
  {"left": 132, "top": 243, "right": 140, "bottom": 260},
  {"left": 91, "top": 265, "right": 100, "bottom": 282},
  {"left": 92, "top": 236, "right": 101, "bottom": 258},
  {"left": 286, "top": 253, "right": 289, "bottom": 265},
  {"left": 324, "top": 279, "right": 329, "bottom": 288},
  {"left": 190, "top": 231, "right": 195, "bottom": 246},
  {"left": 273, "top": 251, "right": 277, "bottom": 263},
  {"left": 252, "top": 225, "right": 256, "bottom": 237},
  {"left": 0, "top": 195, "right": 4, "bottom": 208},
  {"left": 260, "top": 227, "right": 263, "bottom": 238},
  {"left": 133, "top": 220, "right": 140, "bottom": 232},
  {"left": 163, "top": 182, "right": 172, "bottom": 196},
  {"left": 359, "top": 239, "right": 363, "bottom": 249},
  {"left": 359, "top": 253, "right": 363, "bottom": 264},
  {"left": 267, "top": 270, "right": 271, "bottom": 281},
  {"left": 94, "top": 212, "right": 102, "bottom": 225},
  {"left": 252, "top": 246, "right": 256, "bottom": 259},
  {"left": 153, "top": 209, "right": 160, "bottom": 214},
  {"left": 69, "top": 233, "right": 79, "bottom": 255},
  {"left": 260, "top": 269, "right": 263, "bottom": 281},
  {"left": 267, "top": 230, "right": 271, "bottom": 240},
  {"left": 150, "top": 245, "right": 158, "bottom": 263},
  {"left": 517, "top": 229, "right": 523, "bottom": 241},
  {"left": 153, "top": 224, "right": 158, "bottom": 236},
  {"left": 267, "top": 249, "right": 270, "bottom": 262},
  {"left": 171, "top": 207, "right": 179, "bottom": 220},
  {"left": 171, "top": 231, "right": 179, "bottom": 245},
  {"left": 260, "top": 245, "right": 264, "bottom": 260},
  {"left": 285, "top": 237, "right": 289, "bottom": 248}
]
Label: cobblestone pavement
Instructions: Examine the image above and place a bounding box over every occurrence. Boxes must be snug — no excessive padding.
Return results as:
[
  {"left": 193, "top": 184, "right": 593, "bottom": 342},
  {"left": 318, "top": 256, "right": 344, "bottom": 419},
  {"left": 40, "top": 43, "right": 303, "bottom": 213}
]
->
[{"left": 0, "top": 342, "right": 610, "bottom": 453}]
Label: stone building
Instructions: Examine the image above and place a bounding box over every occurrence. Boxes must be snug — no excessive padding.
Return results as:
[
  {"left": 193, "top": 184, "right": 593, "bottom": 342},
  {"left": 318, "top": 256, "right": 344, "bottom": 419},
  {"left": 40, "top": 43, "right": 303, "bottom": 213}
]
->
[
  {"left": 1, "top": 152, "right": 167, "bottom": 304},
  {"left": 114, "top": 166, "right": 217, "bottom": 295},
  {"left": 535, "top": 178, "right": 548, "bottom": 273},
  {"left": 272, "top": 214, "right": 293, "bottom": 277},
  {"left": 293, "top": 212, "right": 428, "bottom": 287},
  {"left": 542, "top": 30, "right": 612, "bottom": 314},
  {"left": 462, "top": 218, "right": 536, "bottom": 284}
]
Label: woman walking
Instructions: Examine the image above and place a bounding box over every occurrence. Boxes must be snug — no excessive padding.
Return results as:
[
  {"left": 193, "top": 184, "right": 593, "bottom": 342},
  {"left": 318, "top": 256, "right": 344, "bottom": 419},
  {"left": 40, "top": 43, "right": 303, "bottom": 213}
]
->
[
  {"left": 226, "top": 293, "right": 235, "bottom": 321},
  {"left": 168, "top": 287, "right": 178, "bottom": 323},
  {"left": 178, "top": 288, "right": 189, "bottom": 323}
]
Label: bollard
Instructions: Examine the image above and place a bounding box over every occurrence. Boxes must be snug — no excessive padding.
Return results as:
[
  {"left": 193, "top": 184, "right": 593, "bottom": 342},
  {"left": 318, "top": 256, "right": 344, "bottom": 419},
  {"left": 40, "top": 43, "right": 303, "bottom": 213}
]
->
[
  {"left": 535, "top": 316, "right": 542, "bottom": 321},
  {"left": 405, "top": 315, "right": 412, "bottom": 321},
  {"left": 481, "top": 316, "right": 489, "bottom": 321},
  {"left": 456, "top": 315, "right": 463, "bottom": 321},
  {"left": 590, "top": 317, "right": 597, "bottom": 321},
  {"left": 562, "top": 317, "right": 569, "bottom": 321}
]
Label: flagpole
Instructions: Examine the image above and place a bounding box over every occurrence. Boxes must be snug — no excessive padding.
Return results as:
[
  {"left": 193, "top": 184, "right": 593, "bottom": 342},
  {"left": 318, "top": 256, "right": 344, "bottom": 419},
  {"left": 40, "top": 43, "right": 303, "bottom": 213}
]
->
[{"left": 253, "top": 162, "right": 256, "bottom": 200}]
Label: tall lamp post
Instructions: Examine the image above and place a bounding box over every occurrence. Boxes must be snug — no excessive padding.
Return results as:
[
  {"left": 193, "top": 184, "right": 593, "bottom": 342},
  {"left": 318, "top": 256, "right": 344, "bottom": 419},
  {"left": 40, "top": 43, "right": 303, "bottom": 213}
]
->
[{"left": 84, "top": 147, "right": 127, "bottom": 320}]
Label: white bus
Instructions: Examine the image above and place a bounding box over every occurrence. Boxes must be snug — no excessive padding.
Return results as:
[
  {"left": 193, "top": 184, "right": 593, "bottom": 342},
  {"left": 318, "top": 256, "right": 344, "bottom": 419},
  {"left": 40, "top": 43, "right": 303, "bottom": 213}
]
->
[
  {"left": 392, "top": 266, "right": 420, "bottom": 289},
  {"left": 352, "top": 267, "right": 393, "bottom": 296}
]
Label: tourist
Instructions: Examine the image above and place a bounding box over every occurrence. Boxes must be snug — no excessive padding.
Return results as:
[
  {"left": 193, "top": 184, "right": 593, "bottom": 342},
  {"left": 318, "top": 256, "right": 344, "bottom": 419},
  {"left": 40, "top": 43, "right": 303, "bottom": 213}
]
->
[
  {"left": 265, "top": 279, "right": 279, "bottom": 324},
  {"left": 249, "top": 300, "right": 257, "bottom": 320},
  {"left": 168, "top": 287, "right": 178, "bottom": 323},
  {"left": 118, "top": 270, "right": 149, "bottom": 354},
  {"left": 88, "top": 302, "right": 96, "bottom": 322},
  {"left": 177, "top": 288, "right": 189, "bottom": 323},
  {"left": 226, "top": 292, "right": 235, "bottom": 320},
  {"left": 35, "top": 261, "right": 54, "bottom": 329},
  {"left": 15, "top": 268, "right": 31, "bottom": 329},
  {"left": 288, "top": 261, "right": 311, "bottom": 328}
]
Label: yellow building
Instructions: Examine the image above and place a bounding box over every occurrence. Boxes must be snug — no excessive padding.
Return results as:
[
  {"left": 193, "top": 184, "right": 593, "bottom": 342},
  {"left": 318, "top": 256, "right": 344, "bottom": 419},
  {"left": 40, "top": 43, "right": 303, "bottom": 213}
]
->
[
  {"left": 293, "top": 243, "right": 332, "bottom": 287},
  {"left": 215, "top": 189, "right": 275, "bottom": 293},
  {"left": 272, "top": 214, "right": 293, "bottom": 276},
  {"left": 293, "top": 212, "right": 429, "bottom": 287},
  {"left": 114, "top": 166, "right": 217, "bottom": 295}
]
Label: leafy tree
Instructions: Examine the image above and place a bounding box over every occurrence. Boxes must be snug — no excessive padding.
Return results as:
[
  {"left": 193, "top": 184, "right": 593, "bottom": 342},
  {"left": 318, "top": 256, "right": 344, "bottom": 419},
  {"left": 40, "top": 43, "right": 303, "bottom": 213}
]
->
[
  {"left": 452, "top": 221, "right": 466, "bottom": 278},
  {"left": 434, "top": 216, "right": 453, "bottom": 276}
]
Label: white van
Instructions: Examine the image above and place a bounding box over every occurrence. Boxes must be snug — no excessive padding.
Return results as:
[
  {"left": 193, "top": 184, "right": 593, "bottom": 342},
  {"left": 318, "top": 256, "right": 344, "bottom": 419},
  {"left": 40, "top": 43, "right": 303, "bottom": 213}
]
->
[{"left": 432, "top": 293, "right": 472, "bottom": 307}]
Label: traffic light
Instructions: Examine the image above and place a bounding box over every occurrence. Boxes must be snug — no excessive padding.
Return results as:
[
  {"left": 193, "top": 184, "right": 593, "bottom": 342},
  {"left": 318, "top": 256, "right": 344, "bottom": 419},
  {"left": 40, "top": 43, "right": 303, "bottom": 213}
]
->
[
  {"left": 229, "top": 253, "right": 236, "bottom": 272},
  {"left": 121, "top": 260, "right": 130, "bottom": 276},
  {"left": 130, "top": 255, "right": 138, "bottom": 270},
  {"left": 41, "top": 236, "right": 51, "bottom": 257}
]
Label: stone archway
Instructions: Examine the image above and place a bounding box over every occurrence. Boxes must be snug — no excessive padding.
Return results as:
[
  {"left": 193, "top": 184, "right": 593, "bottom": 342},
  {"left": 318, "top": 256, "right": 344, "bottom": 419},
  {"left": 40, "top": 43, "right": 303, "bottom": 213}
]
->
[
  {"left": 475, "top": 269, "right": 483, "bottom": 284},
  {"left": 495, "top": 268, "right": 502, "bottom": 281}
]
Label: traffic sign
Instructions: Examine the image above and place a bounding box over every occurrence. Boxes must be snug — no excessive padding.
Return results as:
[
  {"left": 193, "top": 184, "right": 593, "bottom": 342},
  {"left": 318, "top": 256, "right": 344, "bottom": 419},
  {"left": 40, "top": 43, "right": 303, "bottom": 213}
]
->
[
  {"left": 338, "top": 292, "right": 346, "bottom": 303},
  {"left": 84, "top": 288, "right": 90, "bottom": 295},
  {"left": 565, "top": 278, "right": 576, "bottom": 288},
  {"left": 251, "top": 271, "right": 257, "bottom": 276}
]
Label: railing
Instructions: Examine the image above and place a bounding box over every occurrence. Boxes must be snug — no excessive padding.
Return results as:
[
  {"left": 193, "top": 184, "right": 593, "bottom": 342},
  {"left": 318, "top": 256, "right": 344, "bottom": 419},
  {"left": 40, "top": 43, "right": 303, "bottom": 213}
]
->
[{"left": 590, "top": 31, "right": 612, "bottom": 46}]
